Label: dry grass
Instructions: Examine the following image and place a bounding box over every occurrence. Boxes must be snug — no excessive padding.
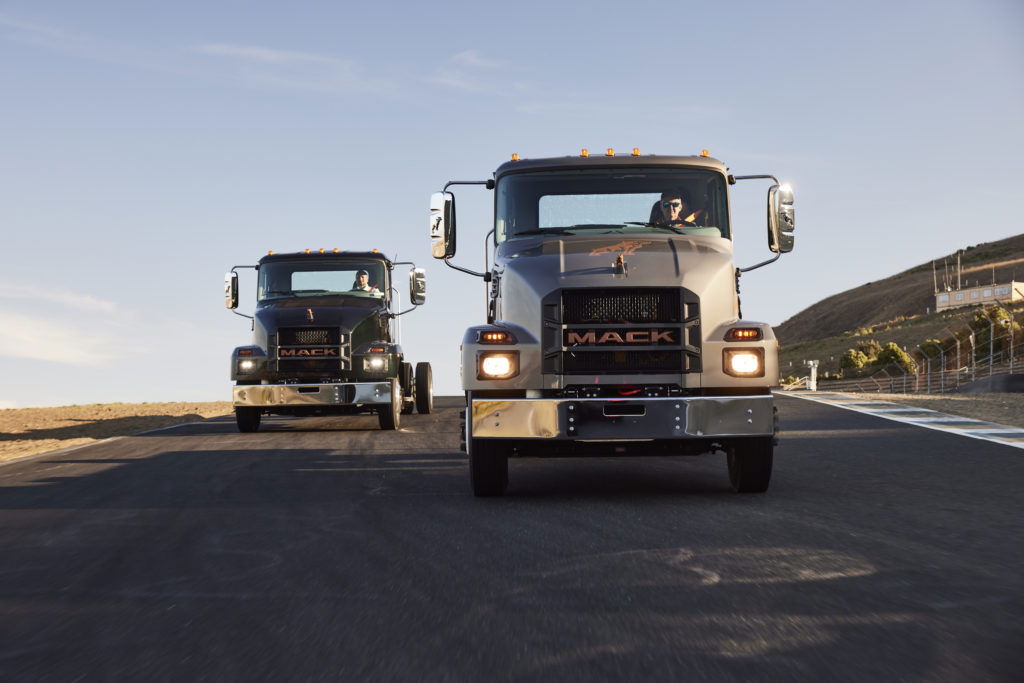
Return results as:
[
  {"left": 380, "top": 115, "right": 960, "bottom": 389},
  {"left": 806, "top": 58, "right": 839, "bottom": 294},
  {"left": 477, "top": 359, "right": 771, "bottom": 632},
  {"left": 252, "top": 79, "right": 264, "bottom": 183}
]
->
[
  {"left": 0, "top": 402, "right": 233, "bottom": 464},
  {"left": 848, "top": 392, "right": 1024, "bottom": 428}
]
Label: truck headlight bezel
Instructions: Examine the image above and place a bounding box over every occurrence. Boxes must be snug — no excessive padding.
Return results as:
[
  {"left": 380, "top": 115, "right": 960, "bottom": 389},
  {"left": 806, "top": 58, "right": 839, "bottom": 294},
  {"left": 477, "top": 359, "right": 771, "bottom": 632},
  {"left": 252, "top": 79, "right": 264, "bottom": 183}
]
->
[
  {"left": 362, "top": 355, "right": 389, "bottom": 373},
  {"left": 723, "top": 348, "right": 764, "bottom": 377},
  {"left": 477, "top": 351, "right": 519, "bottom": 380}
]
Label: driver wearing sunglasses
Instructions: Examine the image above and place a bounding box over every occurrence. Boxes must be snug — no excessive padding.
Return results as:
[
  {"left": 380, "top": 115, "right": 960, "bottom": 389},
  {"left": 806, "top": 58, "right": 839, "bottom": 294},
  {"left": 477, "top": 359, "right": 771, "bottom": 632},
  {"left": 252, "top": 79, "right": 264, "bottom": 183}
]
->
[{"left": 655, "top": 189, "right": 704, "bottom": 227}]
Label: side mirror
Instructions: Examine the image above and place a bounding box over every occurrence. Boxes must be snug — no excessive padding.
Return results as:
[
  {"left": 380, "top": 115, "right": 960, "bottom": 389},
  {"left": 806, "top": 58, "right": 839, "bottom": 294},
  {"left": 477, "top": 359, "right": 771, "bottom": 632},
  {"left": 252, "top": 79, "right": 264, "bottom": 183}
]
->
[
  {"left": 430, "top": 191, "right": 456, "bottom": 259},
  {"left": 224, "top": 272, "right": 239, "bottom": 309},
  {"left": 767, "top": 184, "right": 795, "bottom": 253},
  {"left": 409, "top": 267, "right": 426, "bottom": 306}
]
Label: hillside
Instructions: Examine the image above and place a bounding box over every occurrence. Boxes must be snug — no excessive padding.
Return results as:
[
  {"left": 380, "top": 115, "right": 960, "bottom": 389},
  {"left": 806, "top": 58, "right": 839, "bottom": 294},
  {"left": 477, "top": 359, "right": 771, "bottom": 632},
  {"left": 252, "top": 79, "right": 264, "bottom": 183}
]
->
[{"left": 775, "top": 233, "right": 1024, "bottom": 344}]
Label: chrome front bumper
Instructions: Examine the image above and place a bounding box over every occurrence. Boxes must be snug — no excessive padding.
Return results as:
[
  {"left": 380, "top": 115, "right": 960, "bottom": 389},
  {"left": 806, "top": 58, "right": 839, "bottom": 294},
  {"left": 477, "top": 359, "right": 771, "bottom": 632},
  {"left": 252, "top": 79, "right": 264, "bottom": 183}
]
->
[
  {"left": 233, "top": 382, "right": 392, "bottom": 407},
  {"left": 471, "top": 396, "right": 774, "bottom": 440}
]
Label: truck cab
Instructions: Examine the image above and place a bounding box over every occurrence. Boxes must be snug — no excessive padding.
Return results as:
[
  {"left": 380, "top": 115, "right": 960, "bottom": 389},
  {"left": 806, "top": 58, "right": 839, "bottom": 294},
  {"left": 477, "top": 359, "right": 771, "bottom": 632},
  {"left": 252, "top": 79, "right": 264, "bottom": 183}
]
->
[
  {"left": 225, "top": 250, "right": 432, "bottom": 432},
  {"left": 431, "top": 150, "right": 795, "bottom": 496}
]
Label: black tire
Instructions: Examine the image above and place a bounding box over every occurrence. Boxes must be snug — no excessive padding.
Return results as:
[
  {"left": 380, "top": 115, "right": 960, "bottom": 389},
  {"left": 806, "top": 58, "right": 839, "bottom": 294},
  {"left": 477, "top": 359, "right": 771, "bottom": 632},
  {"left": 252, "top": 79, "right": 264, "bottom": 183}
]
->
[
  {"left": 400, "top": 363, "right": 415, "bottom": 414},
  {"left": 415, "top": 362, "right": 433, "bottom": 414},
  {"left": 727, "top": 437, "right": 773, "bottom": 493},
  {"left": 235, "top": 406, "right": 261, "bottom": 433},
  {"left": 378, "top": 379, "right": 401, "bottom": 430},
  {"left": 469, "top": 438, "right": 508, "bottom": 497}
]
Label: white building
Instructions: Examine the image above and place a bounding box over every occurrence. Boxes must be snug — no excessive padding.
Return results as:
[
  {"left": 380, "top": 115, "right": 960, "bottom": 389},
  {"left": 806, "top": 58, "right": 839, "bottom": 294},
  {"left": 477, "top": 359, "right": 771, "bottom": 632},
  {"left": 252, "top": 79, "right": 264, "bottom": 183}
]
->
[{"left": 935, "top": 282, "right": 1024, "bottom": 312}]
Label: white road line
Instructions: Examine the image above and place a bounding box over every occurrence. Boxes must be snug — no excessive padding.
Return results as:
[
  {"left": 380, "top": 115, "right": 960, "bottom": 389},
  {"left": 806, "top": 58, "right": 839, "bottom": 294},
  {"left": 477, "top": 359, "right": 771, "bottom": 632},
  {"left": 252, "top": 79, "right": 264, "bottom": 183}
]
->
[{"left": 781, "top": 391, "right": 1024, "bottom": 450}]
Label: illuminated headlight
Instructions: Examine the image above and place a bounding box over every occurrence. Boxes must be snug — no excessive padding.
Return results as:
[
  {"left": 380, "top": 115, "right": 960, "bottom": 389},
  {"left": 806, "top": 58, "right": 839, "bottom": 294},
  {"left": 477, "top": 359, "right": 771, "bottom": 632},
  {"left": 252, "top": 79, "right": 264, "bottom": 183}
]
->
[
  {"left": 723, "top": 348, "right": 764, "bottom": 377},
  {"left": 477, "top": 351, "right": 519, "bottom": 380},
  {"left": 238, "top": 359, "right": 256, "bottom": 373},
  {"left": 363, "top": 355, "right": 387, "bottom": 373}
]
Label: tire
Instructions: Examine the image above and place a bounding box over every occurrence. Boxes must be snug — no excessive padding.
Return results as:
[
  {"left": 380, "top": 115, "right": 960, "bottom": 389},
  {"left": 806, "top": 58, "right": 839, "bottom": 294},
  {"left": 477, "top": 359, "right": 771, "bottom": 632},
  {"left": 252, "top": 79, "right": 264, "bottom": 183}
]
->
[
  {"left": 400, "top": 363, "right": 415, "bottom": 414},
  {"left": 235, "top": 406, "right": 261, "bottom": 433},
  {"left": 415, "top": 362, "right": 433, "bottom": 414},
  {"left": 378, "top": 379, "right": 401, "bottom": 430},
  {"left": 727, "top": 437, "right": 773, "bottom": 493},
  {"left": 469, "top": 438, "right": 509, "bottom": 497}
]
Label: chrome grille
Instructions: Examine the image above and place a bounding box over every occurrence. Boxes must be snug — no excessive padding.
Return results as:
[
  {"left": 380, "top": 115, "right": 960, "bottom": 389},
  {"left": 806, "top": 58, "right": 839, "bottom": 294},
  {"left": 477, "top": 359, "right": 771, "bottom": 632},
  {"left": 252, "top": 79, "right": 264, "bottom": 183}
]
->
[{"left": 563, "top": 288, "right": 681, "bottom": 324}]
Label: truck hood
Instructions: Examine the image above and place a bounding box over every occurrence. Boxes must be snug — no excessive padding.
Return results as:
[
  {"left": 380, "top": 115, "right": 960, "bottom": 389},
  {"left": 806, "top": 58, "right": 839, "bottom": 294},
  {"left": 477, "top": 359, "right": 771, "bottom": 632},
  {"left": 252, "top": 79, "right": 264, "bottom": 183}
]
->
[{"left": 253, "top": 297, "right": 386, "bottom": 349}]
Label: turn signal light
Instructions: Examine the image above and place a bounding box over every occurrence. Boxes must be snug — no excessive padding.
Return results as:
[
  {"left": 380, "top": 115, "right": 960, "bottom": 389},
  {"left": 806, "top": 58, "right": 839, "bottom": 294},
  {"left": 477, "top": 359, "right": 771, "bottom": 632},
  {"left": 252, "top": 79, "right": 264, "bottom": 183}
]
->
[
  {"left": 369, "top": 346, "right": 386, "bottom": 353},
  {"left": 725, "top": 327, "right": 763, "bottom": 341},
  {"left": 238, "top": 349, "right": 253, "bottom": 356},
  {"left": 479, "top": 330, "right": 513, "bottom": 344}
]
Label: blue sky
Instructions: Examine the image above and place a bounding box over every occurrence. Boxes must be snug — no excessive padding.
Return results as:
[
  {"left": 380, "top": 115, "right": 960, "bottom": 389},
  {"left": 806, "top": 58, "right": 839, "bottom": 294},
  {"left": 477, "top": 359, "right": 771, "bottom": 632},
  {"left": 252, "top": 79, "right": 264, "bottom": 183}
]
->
[{"left": 0, "top": 0, "right": 1021, "bottom": 406}]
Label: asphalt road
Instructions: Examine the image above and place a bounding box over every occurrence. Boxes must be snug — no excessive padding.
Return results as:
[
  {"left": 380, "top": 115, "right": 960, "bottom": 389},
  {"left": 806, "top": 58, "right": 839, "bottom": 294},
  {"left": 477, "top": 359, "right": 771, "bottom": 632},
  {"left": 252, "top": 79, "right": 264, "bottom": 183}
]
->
[{"left": 1, "top": 395, "right": 1022, "bottom": 681}]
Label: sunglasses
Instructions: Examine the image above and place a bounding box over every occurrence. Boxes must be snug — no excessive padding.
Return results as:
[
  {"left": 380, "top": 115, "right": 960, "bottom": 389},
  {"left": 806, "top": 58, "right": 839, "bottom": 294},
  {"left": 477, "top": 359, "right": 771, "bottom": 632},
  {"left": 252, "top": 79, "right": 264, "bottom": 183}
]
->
[{"left": 661, "top": 201, "right": 682, "bottom": 208}]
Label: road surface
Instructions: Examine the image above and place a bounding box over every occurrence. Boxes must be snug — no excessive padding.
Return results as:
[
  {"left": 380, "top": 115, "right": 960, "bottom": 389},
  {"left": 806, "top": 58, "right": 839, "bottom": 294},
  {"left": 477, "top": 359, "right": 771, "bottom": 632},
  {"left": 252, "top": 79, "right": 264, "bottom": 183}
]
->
[{"left": 1, "top": 396, "right": 1021, "bottom": 680}]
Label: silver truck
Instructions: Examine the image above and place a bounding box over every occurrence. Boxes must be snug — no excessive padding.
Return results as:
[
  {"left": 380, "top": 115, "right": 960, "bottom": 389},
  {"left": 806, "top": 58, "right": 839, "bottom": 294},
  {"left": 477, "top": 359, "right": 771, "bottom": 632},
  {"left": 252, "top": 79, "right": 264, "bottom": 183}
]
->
[{"left": 431, "top": 149, "right": 794, "bottom": 496}]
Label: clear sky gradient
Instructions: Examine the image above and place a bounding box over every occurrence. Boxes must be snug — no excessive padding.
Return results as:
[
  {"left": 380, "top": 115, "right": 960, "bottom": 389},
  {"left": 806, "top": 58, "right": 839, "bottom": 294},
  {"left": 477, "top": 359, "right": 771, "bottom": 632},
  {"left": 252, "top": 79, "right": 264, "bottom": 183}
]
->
[{"left": 1, "top": 0, "right": 1021, "bottom": 406}]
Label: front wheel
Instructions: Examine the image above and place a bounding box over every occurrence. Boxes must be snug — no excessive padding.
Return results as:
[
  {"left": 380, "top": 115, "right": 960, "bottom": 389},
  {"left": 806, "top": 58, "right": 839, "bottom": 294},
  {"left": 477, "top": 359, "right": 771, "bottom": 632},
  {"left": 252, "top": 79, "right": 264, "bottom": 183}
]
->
[
  {"left": 235, "top": 406, "right": 261, "bottom": 433},
  {"left": 469, "top": 439, "right": 509, "bottom": 497},
  {"left": 377, "top": 379, "right": 401, "bottom": 430},
  {"left": 415, "top": 362, "right": 433, "bottom": 414},
  {"left": 727, "top": 437, "right": 773, "bottom": 493}
]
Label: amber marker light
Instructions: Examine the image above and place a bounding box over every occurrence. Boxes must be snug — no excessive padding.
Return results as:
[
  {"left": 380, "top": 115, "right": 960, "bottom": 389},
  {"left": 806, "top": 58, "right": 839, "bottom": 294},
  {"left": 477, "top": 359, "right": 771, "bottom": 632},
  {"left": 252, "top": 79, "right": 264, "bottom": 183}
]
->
[
  {"left": 605, "top": 148, "right": 615, "bottom": 156},
  {"left": 725, "top": 327, "right": 763, "bottom": 341},
  {"left": 333, "top": 248, "right": 339, "bottom": 253},
  {"left": 238, "top": 348, "right": 253, "bottom": 356},
  {"left": 369, "top": 346, "right": 386, "bottom": 353},
  {"left": 319, "top": 248, "right": 325, "bottom": 254},
  {"left": 632, "top": 148, "right": 640, "bottom": 156},
  {"left": 305, "top": 248, "right": 311, "bottom": 254},
  {"left": 479, "top": 330, "right": 514, "bottom": 344},
  {"left": 511, "top": 153, "right": 520, "bottom": 161},
  {"left": 700, "top": 149, "right": 710, "bottom": 157},
  {"left": 580, "top": 148, "right": 589, "bottom": 157},
  {"left": 267, "top": 250, "right": 274, "bottom": 255}
]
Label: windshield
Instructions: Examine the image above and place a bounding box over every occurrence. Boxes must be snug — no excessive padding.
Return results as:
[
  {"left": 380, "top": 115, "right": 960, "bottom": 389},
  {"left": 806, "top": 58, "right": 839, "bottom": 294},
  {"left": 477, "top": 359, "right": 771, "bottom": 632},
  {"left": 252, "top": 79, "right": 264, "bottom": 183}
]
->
[
  {"left": 257, "top": 259, "right": 388, "bottom": 302},
  {"left": 495, "top": 168, "right": 730, "bottom": 242}
]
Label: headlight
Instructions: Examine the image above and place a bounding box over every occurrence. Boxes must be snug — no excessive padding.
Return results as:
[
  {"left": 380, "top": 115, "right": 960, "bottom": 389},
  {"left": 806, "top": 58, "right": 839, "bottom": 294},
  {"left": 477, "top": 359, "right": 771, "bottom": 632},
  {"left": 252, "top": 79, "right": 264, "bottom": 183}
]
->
[
  {"left": 477, "top": 351, "right": 519, "bottom": 380},
  {"left": 238, "top": 359, "right": 256, "bottom": 373},
  {"left": 723, "top": 348, "right": 764, "bottom": 377},
  {"left": 363, "top": 355, "right": 388, "bottom": 373}
]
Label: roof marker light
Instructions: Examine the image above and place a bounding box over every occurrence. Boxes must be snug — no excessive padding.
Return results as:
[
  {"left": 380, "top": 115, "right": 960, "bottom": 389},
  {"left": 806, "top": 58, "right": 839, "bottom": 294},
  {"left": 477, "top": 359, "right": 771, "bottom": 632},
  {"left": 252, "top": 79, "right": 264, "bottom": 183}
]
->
[
  {"left": 372, "top": 248, "right": 379, "bottom": 253},
  {"left": 305, "top": 248, "right": 311, "bottom": 254},
  {"left": 333, "top": 248, "right": 339, "bottom": 253},
  {"left": 268, "top": 250, "right": 274, "bottom": 255},
  {"left": 580, "top": 148, "right": 589, "bottom": 158},
  {"left": 632, "top": 148, "right": 640, "bottom": 156},
  {"left": 319, "top": 248, "right": 325, "bottom": 254},
  {"left": 511, "top": 153, "right": 520, "bottom": 161},
  {"left": 700, "top": 149, "right": 710, "bottom": 157},
  {"left": 605, "top": 148, "right": 615, "bottom": 156}
]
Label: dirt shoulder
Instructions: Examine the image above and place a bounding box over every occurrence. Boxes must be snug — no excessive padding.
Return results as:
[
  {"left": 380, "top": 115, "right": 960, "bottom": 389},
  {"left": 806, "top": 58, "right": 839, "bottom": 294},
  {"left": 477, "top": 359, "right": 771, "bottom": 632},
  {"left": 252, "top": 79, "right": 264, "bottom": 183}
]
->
[
  {"left": 847, "top": 392, "right": 1024, "bottom": 428},
  {"left": 0, "top": 402, "right": 233, "bottom": 464}
]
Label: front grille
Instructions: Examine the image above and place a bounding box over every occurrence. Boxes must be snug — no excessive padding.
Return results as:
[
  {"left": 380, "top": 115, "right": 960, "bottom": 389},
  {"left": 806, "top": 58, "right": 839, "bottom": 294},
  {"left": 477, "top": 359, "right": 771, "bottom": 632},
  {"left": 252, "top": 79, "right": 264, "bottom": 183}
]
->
[
  {"left": 563, "top": 288, "right": 682, "bottom": 324},
  {"left": 563, "top": 350, "right": 687, "bottom": 374},
  {"left": 543, "top": 287, "right": 702, "bottom": 375},
  {"left": 272, "top": 327, "right": 350, "bottom": 375},
  {"left": 279, "top": 327, "right": 339, "bottom": 345}
]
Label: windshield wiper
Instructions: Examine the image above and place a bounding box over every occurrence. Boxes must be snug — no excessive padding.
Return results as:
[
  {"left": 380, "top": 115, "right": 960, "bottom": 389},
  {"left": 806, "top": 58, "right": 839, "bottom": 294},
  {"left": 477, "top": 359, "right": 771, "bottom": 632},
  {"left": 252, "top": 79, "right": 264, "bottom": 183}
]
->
[
  {"left": 622, "top": 222, "right": 685, "bottom": 234},
  {"left": 265, "top": 289, "right": 332, "bottom": 297},
  {"left": 511, "top": 229, "right": 578, "bottom": 237},
  {"left": 265, "top": 289, "right": 297, "bottom": 297}
]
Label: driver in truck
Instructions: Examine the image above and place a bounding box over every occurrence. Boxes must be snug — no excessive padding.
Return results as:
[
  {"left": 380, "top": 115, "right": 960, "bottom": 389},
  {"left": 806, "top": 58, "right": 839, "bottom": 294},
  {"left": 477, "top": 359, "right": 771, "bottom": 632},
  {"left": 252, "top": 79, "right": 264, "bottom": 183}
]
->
[
  {"left": 351, "top": 269, "right": 380, "bottom": 294},
  {"left": 652, "top": 188, "right": 704, "bottom": 226}
]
